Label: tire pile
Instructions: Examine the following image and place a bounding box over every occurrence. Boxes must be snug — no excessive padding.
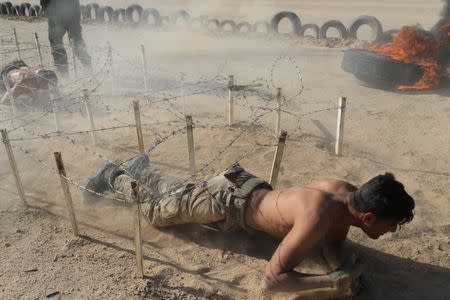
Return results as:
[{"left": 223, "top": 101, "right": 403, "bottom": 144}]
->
[{"left": 0, "top": 2, "right": 389, "bottom": 42}]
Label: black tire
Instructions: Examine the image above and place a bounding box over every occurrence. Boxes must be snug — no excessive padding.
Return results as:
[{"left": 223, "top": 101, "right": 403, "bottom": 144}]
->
[
  {"left": 252, "top": 21, "right": 270, "bottom": 33},
  {"left": 236, "top": 21, "right": 252, "bottom": 33},
  {"left": 206, "top": 18, "right": 220, "bottom": 30},
  {"left": 348, "top": 15, "right": 383, "bottom": 41},
  {"left": 141, "top": 8, "right": 161, "bottom": 27},
  {"left": 299, "top": 23, "right": 319, "bottom": 39},
  {"left": 0, "top": 3, "right": 10, "bottom": 15},
  {"left": 12, "top": 5, "right": 20, "bottom": 16},
  {"left": 320, "top": 20, "right": 348, "bottom": 40},
  {"left": 341, "top": 48, "right": 424, "bottom": 88},
  {"left": 126, "top": 4, "right": 143, "bottom": 24},
  {"left": 112, "top": 8, "right": 126, "bottom": 24},
  {"left": 160, "top": 16, "right": 169, "bottom": 26},
  {"left": 97, "top": 6, "right": 113, "bottom": 23},
  {"left": 19, "top": 2, "right": 31, "bottom": 16},
  {"left": 270, "top": 11, "right": 301, "bottom": 35},
  {"left": 189, "top": 16, "right": 204, "bottom": 29},
  {"left": 84, "top": 3, "right": 99, "bottom": 20},
  {"left": 378, "top": 29, "right": 399, "bottom": 44},
  {"left": 171, "top": 10, "right": 190, "bottom": 26},
  {"left": 220, "top": 20, "right": 237, "bottom": 32},
  {"left": 29, "top": 5, "right": 40, "bottom": 17}
]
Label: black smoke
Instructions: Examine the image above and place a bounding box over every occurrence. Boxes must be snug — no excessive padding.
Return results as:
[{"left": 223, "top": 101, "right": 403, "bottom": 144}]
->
[{"left": 442, "top": 0, "right": 450, "bottom": 20}]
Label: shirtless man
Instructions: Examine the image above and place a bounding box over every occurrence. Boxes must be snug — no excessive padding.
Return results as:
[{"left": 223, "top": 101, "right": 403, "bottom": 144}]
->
[
  {"left": 83, "top": 153, "right": 415, "bottom": 297},
  {"left": 1, "top": 60, "right": 59, "bottom": 105}
]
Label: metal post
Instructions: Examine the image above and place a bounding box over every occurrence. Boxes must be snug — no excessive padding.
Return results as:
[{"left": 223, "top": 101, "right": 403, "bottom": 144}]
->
[
  {"left": 133, "top": 101, "right": 145, "bottom": 153},
  {"left": 54, "top": 152, "right": 79, "bottom": 236},
  {"left": 13, "top": 28, "right": 21, "bottom": 60},
  {"left": 185, "top": 115, "right": 196, "bottom": 176},
  {"left": 228, "top": 75, "right": 234, "bottom": 126},
  {"left": 269, "top": 130, "right": 288, "bottom": 188},
  {"left": 1, "top": 129, "right": 28, "bottom": 207},
  {"left": 275, "top": 88, "right": 282, "bottom": 137},
  {"left": 131, "top": 181, "right": 144, "bottom": 279},
  {"left": 83, "top": 89, "right": 97, "bottom": 145},
  {"left": 335, "top": 97, "right": 347, "bottom": 156},
  {"left": 34, "top": 32, "right": 44, "bottom": 68},
  {"left": 2, "top": 74, "right": 16, "bottom": 127},
  {"left": 140, "top": 45, "right": 149, "bottom": 97}
]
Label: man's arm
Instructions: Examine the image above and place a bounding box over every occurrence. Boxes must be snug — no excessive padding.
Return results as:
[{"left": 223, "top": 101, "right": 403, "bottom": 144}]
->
[{"left": 264, "top": 216, "right": 335, "bottom": 293}]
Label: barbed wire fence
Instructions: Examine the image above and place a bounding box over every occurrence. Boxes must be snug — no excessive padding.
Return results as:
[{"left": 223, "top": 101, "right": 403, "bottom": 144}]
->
[{"left": 4, "top": 29, "right": 448, "bottom": 283}]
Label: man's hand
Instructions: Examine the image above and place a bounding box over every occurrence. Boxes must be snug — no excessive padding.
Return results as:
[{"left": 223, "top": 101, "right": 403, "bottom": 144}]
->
[{"left": 329, "top": 255, "right": 363, "bottom": 296}]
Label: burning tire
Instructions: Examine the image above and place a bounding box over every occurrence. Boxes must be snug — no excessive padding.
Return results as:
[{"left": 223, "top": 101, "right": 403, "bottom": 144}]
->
[
  {"left": 220, "top": 20, "right": 237, "bottom": 32},
  {"left": 341, "top": 48, "right": 424, "bottom": 88},
  {"left": 348, "top": 15, "right": 383, "bottom": 41},
  {"left": 299, "top": 23, "right": 319, "bottom": 39},
  {"left": 271, "top": 11, "right": 301, "bottom": 35},
  {"left": 141, "top": 8, "right": 161, "bottom": 27},
  {"left": 379, "top": 29, "right": 399, "bottom": 43},
  {"left": 84, "top": 3, "right": 99, "bottom": 20},
  {"left": 125, "top": 4, "right": 143, "bottom": 24},
  {"left": 320, "top": 20, "right": 348, "bottom": 40},
  {"left": 97, "top": 6, "right": 113, "bottom": 23}
]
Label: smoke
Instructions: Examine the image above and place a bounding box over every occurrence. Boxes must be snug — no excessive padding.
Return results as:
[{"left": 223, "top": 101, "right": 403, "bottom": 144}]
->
[{"left": 442, "top": 0, "right": 450, "bottom": 20}]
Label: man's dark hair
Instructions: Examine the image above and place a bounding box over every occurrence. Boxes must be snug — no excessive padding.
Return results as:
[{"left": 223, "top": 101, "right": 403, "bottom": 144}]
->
[{"left": 353, "top": 173, "right": 415, "bottom": 226}]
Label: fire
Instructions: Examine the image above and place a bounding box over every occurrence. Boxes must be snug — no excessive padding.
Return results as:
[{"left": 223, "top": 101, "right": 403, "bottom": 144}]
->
[{"left": 366, "top": 22, "right": 450, "bottom": 90}]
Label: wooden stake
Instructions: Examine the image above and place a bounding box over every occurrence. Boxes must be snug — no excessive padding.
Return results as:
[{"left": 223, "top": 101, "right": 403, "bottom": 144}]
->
[
  {"left": 275, "top": 88, "right": 282, "bottom": 137},
  {"left": 34, "top": 32, "right": 44, "bottom": 68},
  {"left": 107, "top": 41, "right": 115, "bottom": 94},
  {"left": 2, "top": 73, "right": 16, "bottom": 127},
  {"left": 185, "top": 115, "right": 196, "bottom": 176},
  {"left": 335, "top": 97, "right": 347, "bottom": 156},
  {"left": 70, "top": 41, "right": 78, "bottom": 78},
  {"left": 131, "top": 181, "right": 144, "bottom": 279},
  {"left": 82, "top": 89, "right": 97, "bottom": 145},
  {"left": 181, "top": 73, "right": 186, "bottom": 115},
  {"left": 269, "top": 130, "right": 288, "bottom": 188},
  {"left": 140, "top": 45, "right": 149, "bottom": 97},
  {"left": 49, "top": 88, "right": 60, "bottom": 133},
  {"left": 1, "top": 129, "right": 28, "bottom": 207},
  {"left": 13, "top": 28, "right": 21, "bottom": 60},
  {"left": 228, "top": 75, "right": 234, "bottom": 126},
  {"left": 133, "top": 101, "right": 145, "bottom": 153},
  {"left": 53, "top": 152, "right": 79, "bottom": 236}
]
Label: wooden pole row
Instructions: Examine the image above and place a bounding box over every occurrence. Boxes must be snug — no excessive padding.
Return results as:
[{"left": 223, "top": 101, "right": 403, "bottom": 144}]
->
[{"left": 34, "top": 32, "right": 44, "bottom": 68}]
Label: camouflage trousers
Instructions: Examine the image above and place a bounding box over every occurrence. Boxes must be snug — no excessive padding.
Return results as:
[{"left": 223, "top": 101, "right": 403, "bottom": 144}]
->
[{"left": 113, "top": 168, "right": 248, "bottom": 231}]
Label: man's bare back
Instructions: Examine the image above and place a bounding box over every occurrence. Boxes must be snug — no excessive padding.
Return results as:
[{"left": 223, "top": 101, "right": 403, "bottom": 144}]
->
[{"left": 243, "top": 177, "right": 413, "bottom": 295}]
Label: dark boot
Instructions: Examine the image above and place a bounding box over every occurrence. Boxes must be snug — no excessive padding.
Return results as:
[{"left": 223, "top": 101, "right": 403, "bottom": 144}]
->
[
  {"left": 124, "top": 153, "right": 149, "bottom": 180},
  {"left": 83, "top": 161, "right": 124, "bottom": 204}
]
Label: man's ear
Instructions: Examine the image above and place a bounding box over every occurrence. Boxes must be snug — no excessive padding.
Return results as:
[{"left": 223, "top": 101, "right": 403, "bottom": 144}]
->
[{"left": 361, "top": 212, "right": 376, "bottom": 227}]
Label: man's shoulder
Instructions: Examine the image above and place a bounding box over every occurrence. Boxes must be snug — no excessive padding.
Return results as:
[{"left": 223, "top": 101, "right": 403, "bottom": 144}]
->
[{"left": 307, "top": 178, "right": 357, "bottom": 192}]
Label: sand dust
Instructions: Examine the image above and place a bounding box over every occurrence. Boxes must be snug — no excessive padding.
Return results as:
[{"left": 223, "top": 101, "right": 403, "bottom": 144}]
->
[{"left": 0, "top": 1, "right": 449, "bottom": 299}]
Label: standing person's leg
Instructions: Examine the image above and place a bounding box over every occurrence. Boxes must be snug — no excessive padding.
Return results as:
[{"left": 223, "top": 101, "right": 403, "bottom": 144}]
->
[
  {"left": 48, "top": 18, "right": 69, "bottom": 76},
  {"left": 67, "top": 16, "right": 92, "bottom": 69}
]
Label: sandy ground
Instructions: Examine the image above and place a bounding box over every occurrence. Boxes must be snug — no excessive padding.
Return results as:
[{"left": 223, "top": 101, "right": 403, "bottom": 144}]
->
[{"left": 1, "top": 1, "right": 450, "bottom": 299}]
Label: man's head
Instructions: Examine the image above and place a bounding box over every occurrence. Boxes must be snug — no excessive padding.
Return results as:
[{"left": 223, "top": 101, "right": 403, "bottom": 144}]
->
[{"left": 351, "top": 173, "right": 415, "bottom": 239}]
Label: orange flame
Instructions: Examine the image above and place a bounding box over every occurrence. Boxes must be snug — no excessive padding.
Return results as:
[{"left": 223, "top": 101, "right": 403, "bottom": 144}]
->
[{"left": 366, "top": 22, "right": 450, "bottom": 90}]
